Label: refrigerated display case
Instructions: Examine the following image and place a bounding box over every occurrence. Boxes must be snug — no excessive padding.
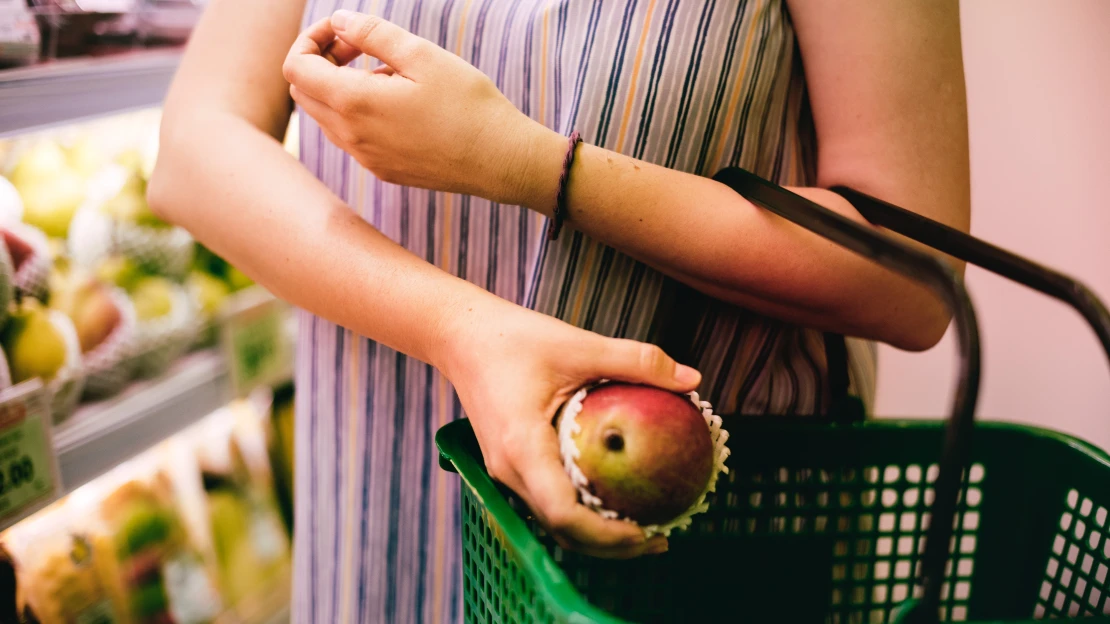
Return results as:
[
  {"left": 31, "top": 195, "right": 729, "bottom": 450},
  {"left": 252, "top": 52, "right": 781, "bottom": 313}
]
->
[{"left": 0, "top": 21, "right": 296, "bottom": 623}]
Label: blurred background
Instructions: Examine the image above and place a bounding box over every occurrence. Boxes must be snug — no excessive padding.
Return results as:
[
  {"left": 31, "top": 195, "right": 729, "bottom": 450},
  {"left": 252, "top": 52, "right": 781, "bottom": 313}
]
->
[
  {"left": 0, "top": 0, "right": 1106, "bottom": 622},
  {"left": 875, "top": 0, "right": 1110, "bottom": 448}
]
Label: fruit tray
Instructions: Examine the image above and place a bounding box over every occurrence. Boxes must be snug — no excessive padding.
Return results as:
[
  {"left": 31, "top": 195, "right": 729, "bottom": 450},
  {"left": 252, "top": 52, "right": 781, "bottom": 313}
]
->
[{"left": 436, "top": 168, "right": 1110, "bottom": 623}]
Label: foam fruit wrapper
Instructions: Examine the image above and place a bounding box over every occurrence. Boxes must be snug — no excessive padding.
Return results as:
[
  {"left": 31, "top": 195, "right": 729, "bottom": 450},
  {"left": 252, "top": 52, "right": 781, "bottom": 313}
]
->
[
  {"left": 46, "top": 310, "right": 86, "bottom": 425},
  {"left": 0, "top": 348, "right": 12, "bottom": 393},
  {"left": 556, "top": 382, "right": 731, "bottom": 538},
  {"left": 68, "top": 189, "right": 195, "bottom": 280},
  {"left": 131, "top": 284, "right": 200, "bottom": 379},
  {"left": 5, "top": 222, "right": 52, "bottom": 302},
  {"left": 81, "top": 286, "right": 139, "bottom": 399},
  {"left": 0, "top": 241, "right": 12, "bottom": 327}
]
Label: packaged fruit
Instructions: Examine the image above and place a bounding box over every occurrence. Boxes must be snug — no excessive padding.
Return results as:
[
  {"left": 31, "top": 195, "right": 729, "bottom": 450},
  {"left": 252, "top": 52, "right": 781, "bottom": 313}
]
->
[
  {"left": 68, "top": 169, "right": 194, "bottom": 281},
  {"left": 186, "top": 271, "right": 230, "bottom": 348},
  {"left": 2, "top": 500, "right": 124, "bottom": 624},
  {"left": 84, "top": 462, "right": 224, "bottom": 624},
  {"left": 190, "top": 409, "right": 291, "bottom": 619},
  {"left": 556, "top": 382, "right": 731, "bottom": 537},
  {"left": 0, "top": 299, "right": 86, "bottom": 424},
  {"left": 2, "top": 223, "right": 51, "bottom": 302},
  {"left": 0, "top": 176, "right": 24, "bottom": 228},
  {"left": 50, "top": 271, "right": 138, "bottom": 399},
  {"left": 8, "top": 140, "right": 87, "bottom": 240},
  {"left": 128, "top": 277, "right": 199, "bottom": 379}
]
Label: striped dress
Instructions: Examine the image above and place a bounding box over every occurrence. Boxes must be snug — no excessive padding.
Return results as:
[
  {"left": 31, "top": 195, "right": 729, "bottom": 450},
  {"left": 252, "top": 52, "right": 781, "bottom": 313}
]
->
[{"left": 293, "top": 0, "right": 877, "bottom": 621}]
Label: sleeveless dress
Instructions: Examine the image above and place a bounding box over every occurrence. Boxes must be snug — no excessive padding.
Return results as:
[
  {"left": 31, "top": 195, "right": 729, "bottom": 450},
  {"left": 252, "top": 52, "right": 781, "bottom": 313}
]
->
[{"left": 293, "top": 0, "right": 877, "bottom": 621}]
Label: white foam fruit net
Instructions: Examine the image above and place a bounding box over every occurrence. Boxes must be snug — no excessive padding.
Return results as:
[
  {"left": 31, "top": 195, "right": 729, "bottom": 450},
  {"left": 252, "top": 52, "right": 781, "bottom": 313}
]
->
[
  {"left": 47, "top": 310, "right": 86, "bottom": 425},
  {"left": 556, "top": 382, "right": 731, "bottom": 538},
  {"left": 131, "top": 285, "right": 199, "bottom": 378},
  {"left": 9, "top": 223, "right": 52, "bottom": 301},
  {"left": 81, "top": 286, "right": 139, "bottom": 399}
]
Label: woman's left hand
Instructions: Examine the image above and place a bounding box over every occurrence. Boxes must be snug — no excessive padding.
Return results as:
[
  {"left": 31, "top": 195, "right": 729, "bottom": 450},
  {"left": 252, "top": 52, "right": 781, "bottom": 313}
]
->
[{"left": 283, "top": 10, "right": 563, "bottom": 209}]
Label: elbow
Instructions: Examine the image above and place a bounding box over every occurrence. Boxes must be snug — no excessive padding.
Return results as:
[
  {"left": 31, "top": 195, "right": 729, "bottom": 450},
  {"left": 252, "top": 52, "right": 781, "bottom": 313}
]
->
[
  {"left": 146, "top": 126, "right": 187, "bottom": 226},
  {"left": 885, "top": 299, "right": 951, "bottom": 353}
]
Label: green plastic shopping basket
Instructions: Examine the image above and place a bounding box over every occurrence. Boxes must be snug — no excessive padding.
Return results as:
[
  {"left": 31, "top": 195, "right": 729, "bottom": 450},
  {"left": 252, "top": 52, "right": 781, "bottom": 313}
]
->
[{"left": 436, "top": 168, "right": 1110, "bottom": 623}]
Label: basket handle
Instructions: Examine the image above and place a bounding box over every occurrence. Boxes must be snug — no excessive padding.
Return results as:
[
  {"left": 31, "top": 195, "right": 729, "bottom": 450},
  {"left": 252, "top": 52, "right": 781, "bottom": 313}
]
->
[
  {"left": 712, "top": 167, "right": 981, "bottom": 622},
  {"left": 830, "top": 185, "right": 1110, "bottom": 372}
]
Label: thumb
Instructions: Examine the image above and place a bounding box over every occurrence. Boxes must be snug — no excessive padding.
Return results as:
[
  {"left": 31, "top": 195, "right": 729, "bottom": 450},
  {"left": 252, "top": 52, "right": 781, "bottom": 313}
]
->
[
  {"left": 591, "top": 339, "right": 702, "bottom": 393},
  {"left": 330, "top": 10, "right": 430, "bottom": 77}
]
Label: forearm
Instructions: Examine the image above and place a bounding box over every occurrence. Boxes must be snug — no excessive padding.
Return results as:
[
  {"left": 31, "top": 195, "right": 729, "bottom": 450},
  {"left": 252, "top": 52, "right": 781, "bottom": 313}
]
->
[
  {"left": 516, "top": 132, "right": 948, "bottom": 351},
  {"left": 149, "top": 112, "right": 497, "bottom": 368}
]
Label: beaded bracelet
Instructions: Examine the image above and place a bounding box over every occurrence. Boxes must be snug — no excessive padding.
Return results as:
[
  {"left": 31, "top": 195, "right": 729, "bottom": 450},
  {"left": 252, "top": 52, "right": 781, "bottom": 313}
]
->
[{"left": 547, "top": 130, "right": 583, "bottom": 241}]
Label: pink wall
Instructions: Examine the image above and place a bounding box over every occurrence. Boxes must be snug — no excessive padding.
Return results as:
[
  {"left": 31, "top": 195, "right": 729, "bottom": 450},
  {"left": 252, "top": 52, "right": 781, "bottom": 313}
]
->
[{"left": 873, "top": 0, "right": 1110, "bottom": 448}]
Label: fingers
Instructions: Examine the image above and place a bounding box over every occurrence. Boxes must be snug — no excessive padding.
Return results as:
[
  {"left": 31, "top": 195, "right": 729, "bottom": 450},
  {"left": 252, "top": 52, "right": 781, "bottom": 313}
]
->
[
  {"left": 323, "top": 36, "right": 363, "bottom": 67},
  {"left": 284, "top": 16, "right": 376, "bottom": 107},
  {"left": 590, "top": 339, "right": 702, "bottom": 393},
  {"left": 511, "top": 423, "right": 648, "bottom": 551},
  {"left": 329, "top": 10, "right": 435, "bottom": 78},
  {"left": 289, "top": 86, "right": 340, "bottom": 129},
  {"left": 556, "top": 534, "right": 669, "bottom": 560}
]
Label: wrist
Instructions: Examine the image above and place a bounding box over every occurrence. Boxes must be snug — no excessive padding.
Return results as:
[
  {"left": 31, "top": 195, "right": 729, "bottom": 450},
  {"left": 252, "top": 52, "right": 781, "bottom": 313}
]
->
[
  {"left": 430, "top": 284, "right": 518, "bottom": 381},
  {"left": 497, "top": 120, "right": 567, "bottom": 214}
]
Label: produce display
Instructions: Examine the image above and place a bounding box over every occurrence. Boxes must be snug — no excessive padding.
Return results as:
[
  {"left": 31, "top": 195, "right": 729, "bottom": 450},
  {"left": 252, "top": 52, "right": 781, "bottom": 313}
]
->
[
  {"left": 0, "top": 109, "right": 260, "bottom": 422},
  {"left": 0, "top": 397, "right": 292, "bottom": 624},
  {"left": 556, "top": 382, "right": 731, "bottom": 537}
]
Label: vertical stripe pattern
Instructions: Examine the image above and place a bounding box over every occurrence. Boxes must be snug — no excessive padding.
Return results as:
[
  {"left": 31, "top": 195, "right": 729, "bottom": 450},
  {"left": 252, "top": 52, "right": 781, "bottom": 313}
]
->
[{"left": 293, "top": 0, "right": 878, "bottom": 622}]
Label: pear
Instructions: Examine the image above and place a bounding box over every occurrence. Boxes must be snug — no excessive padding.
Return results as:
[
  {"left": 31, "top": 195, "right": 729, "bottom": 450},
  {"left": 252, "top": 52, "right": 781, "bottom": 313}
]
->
[
  {"left": 130, "top": 277, "right": 175, "bottom": 322},
  {"left": 9, "top": 141, "right": 68, "bottom": 187},
  {"left": 1, "top": 298, "right": 68, "bottom": 384},
  {"left": 565, "top": 383, "right": 716, "bottom": 526},
  {"left": 18, "top": 172, "right": 86, "bottom": 239}
]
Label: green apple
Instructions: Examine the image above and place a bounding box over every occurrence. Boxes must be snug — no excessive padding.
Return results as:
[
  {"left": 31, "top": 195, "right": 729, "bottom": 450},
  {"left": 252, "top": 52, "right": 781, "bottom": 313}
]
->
[
  {"left": 1, "top": 298, "right": 68, "bottom": 384},
  {"left": 567, "top": 383, "right": 715, "bottom": 526},
  {"left": 131, "top": 277, "right": 175, "bottom": 322}
]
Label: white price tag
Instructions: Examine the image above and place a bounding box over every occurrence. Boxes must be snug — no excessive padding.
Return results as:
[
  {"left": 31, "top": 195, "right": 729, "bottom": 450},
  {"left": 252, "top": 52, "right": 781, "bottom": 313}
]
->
[{"left": 0, "top": 380, "right": 61, "bottom": 530}]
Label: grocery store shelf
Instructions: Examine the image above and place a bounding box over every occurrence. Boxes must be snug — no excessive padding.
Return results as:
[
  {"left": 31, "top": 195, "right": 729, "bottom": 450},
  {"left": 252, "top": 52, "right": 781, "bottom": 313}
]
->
[
  {"left": 53, "top": 349, "right": 232, "bottom": 494},
  {"left": 0, "top": 48, "right": 181, "bottom": 137}
]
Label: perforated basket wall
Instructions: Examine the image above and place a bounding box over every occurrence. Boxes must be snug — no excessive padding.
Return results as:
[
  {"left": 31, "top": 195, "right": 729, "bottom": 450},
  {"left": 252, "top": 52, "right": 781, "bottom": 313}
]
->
[{"left": 440, "top": 418, "right": 1110, "bottom": 624}]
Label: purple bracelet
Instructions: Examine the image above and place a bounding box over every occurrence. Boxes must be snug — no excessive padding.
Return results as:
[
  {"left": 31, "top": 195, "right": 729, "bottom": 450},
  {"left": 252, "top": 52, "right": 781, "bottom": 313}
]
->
[{"left": 547, "top": 130, "right": 583, "bottom": 241}]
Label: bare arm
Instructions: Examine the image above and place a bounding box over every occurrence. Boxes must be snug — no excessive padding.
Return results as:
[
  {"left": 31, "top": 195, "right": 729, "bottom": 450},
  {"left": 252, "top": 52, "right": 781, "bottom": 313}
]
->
[
  {"left": 149, "top": 0, "right": 702, "bottom": 556},
  {"left": 149, "top": 0, "right": 482, "bottom": 364},
  {"left": 288, "top": 2, "right": 969, "bottom": 352},
  {"left": 513, "top": 0, "right": 970, "bottom": 351}
]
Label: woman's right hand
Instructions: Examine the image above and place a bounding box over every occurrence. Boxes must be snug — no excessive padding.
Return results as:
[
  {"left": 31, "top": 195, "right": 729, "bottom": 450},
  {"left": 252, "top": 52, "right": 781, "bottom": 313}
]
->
[{"left": 438, "top": 297, "right": 703, "bottom": 559}]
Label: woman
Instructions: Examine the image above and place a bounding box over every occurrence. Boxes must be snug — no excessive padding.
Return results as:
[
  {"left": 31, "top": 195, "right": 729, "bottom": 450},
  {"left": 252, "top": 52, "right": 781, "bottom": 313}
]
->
[{"left": 149, "top": 0, "right": 969, "bottom": 621}]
